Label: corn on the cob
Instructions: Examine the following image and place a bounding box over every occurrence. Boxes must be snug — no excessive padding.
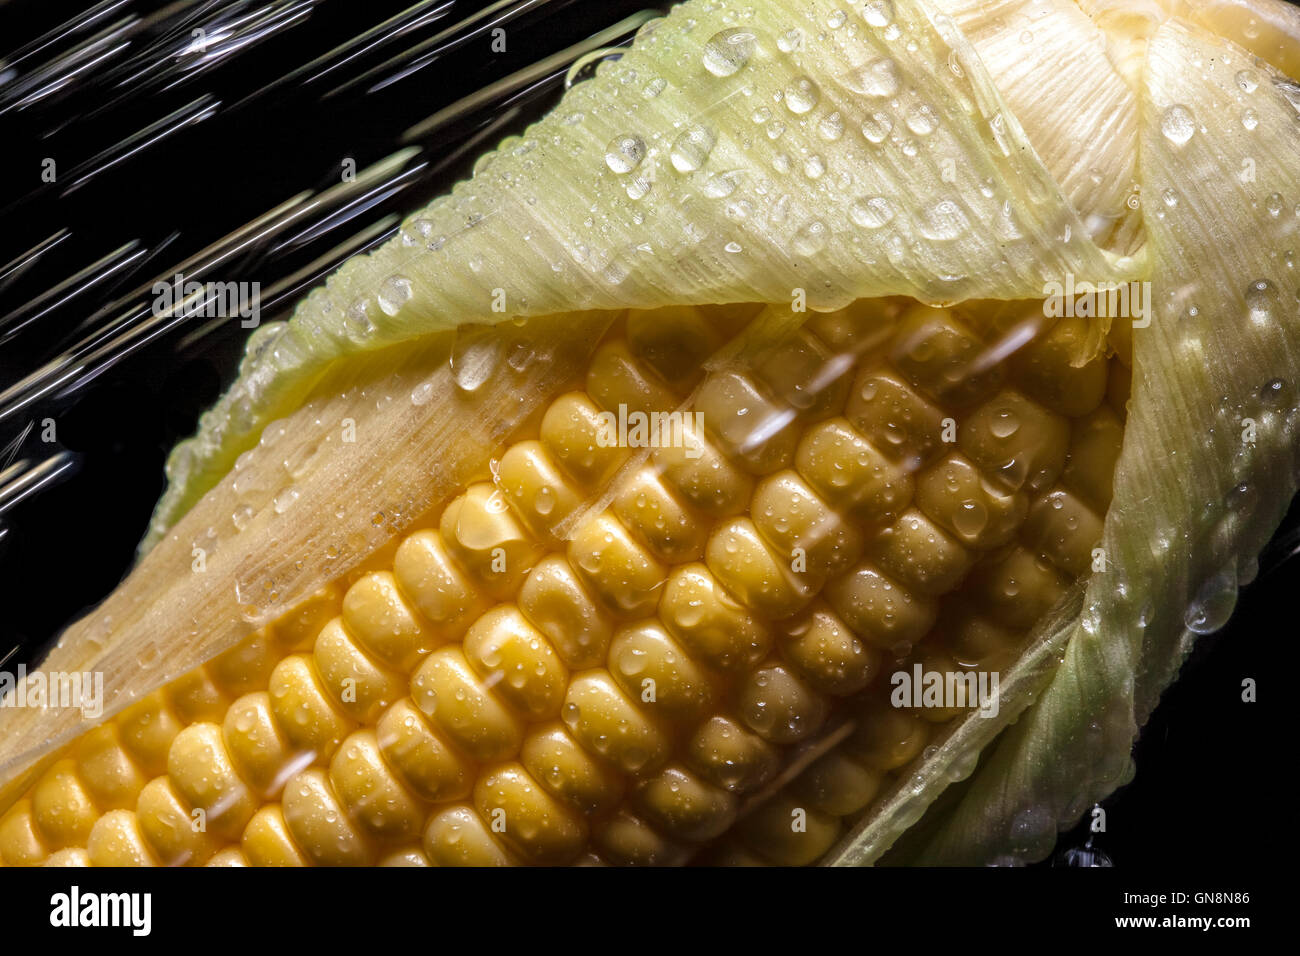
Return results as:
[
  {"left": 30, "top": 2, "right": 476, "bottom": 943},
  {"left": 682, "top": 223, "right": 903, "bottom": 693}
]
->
[
  {"left": 2, "top": 0, "right": 1295, "bottom": 870},
  {"left": 0, "top": 296, "right": 1123, "bottom": 866}
]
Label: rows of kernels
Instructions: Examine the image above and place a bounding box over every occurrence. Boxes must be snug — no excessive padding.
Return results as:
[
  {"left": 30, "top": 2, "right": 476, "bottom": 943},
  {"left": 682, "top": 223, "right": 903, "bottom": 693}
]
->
[
  {"left": 1, "top": 300, "right": 1125, "bottom": 868},
  {"left": 719, "top": 303, "right": 1118, "bottom": 863}
]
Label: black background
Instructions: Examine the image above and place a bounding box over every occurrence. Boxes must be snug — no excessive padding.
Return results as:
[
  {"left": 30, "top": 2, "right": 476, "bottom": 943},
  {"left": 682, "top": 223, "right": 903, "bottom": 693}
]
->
[{"left": 0, "top": 0, "right": 1287, "bottom": 872}]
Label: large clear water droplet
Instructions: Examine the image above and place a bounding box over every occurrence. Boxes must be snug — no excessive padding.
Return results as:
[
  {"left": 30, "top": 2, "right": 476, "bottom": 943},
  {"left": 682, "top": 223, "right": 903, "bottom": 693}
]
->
[
  {"left": 376, "top": 275, "right": 412, "bottom": 316},
  {"left": 843, "top": 57, "right": 901, "bottom": 97},
  {"left": 1160, "top": 105, "right": 1196, "bottom": 146},
  {"left": 703, "top": 28, "right": 756, "bottom": 77},
  {"left": 861, "top": 0, "right": 894, "bottom": 27},
  {"left": 861, "top": 111, "right": 893, "bottom": 143},
  {"left": 1245, "top": 278, "right": 1279, "bottom": 325},
  {"left": 605, "top": 134, "right": 646, "bottom": 174},
  {"left": 783, "top": 75, "right": 820, "bottom": 114},
  {"left": 670, "top": 125, "right": 716, "bottom": 173},
  {"left": 1183, "top": 568, "right": 1237, "bottom": 635},
  {"left": 450, "top": 326, "right": 502, "bottom": 393}
]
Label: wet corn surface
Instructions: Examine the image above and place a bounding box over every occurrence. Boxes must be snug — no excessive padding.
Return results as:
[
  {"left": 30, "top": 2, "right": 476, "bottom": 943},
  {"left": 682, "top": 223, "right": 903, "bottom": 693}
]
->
[{"left": 0, "top": 297, "right": 1128, "bottom": 866}]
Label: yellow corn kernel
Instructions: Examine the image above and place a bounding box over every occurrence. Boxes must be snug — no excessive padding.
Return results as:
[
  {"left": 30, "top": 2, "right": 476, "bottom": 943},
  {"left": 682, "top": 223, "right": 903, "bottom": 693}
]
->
[
  {"left": 342, "top": 571, "right": 434, "bottom": 671},
  {"left": 870, "top": 509, "right": 973, "bottom": 597},
  {"left": 803, "top": 300, "right": 894, "bottom": 353},
  {"left": 968, "top": 546, "right": 1069, "bottom": 630},
  {"left": 916, "top": 454, "right": 1027, "bottom": 550},
  {"left": 1063, "top": 405, "right": 1125, "bottom": 511},
  {"left": 87, "top": 810, "right": 157, "bottom": 866},
  {"left": 754, "top": 327, "right": 853, "bottom": 421},
  {"left": 795, "top": 418, "right": 914, "bottom": 522},
  {"left": 440, "top": 483, "right": 542, "bottom": 600},
  {"left": 375, "top": 698, "right": 475, "bottom": 803},
  {"left": 207, "top": 847, "right": 249, "bottom": 867},
  {"left": 378, "top": 847, "right": 430, "bottom": 866},
  {"left": 115, "top": 692, "right": 184, "bottom": 778},
  {"left": 568, "top": 511, "right": 666, "bottom": 617},
  {"left": 593, "top": 809, "right": 686, "bottom": 866},
  {"left": 826, "top": 563, "right": 936, "bottom": 651},
  {"left": 652, "top": 419, "right": 754, "bottom": 518},
  {"left": 660, "top": 564, "right": 772, "bottom": 671},
  {"left": 31, "top": 759, "right": 98, "bottom": 849},
  {"left": 562, "top": 671, "right": 669, "bottom": 776},
  {"left": 923, "top": 644, "right": 988, "bottom": 722},
  {"left": 686, "top": 714, "right": 779, "bottom": 794},
  {"left": 73, "top": 724, "right": 146, "bottom": 811},
  {"left": 0, "top": 801, "right": 48, "bottom": 865},
  {"left": 518, "top": 555, "right": 614, "bottom": 668},
  {"left": 792, "top": 751, "right": 884, "bottom": 817},
  {"left": 751, "top": 470, "right": 865, "bottom": 577},
  {"left": 634, "top": 764, "right": 736, "bottom": 842},
  {"left": 268, "top": 654, "right": 353, "bottom": 761},
  {"left": 1012, "top": 316, "right": 1109, "bottom": 417},
  {"left": 959, "top": 390, "right": 1070, "bottom": 494},
  {"left": 410, "top": 647, "right": 523, "bottom": 762},
  {"left": 271, "top": 586, "right": 342, "bottom": 652},
  {"left": 224, "top": 692, "right": 296, "bottom": 799},
  {"left": 392, "top": 530, "right": 488, "bottom": 641},
  {"left": 778, "top": 603, "right": 880, "bottom": 696},
  {"left": 844, "top": 703, "right": 931, "bottom": 771},
  {"left": 329, "top": 730, "right": 424, "bottom": 842},
  {"left": 520, "top": 722, "right": 624, "bottom": 815},
  {"left": 940, "top": 606, "right": 1023, "bottom": 672},
  {"left": 625, "top": 305, "right": 722, "bottom": 388},
  {"left": 738, "top": 663, "right": 829, "bottom": 744},
  {"left": 136, "top": 777, "right": 220, "bottom": 866},
  {"left": 497, "top": 440, "right": 584, "bottom": 540},
  {"left": 613, "top": 467, "right": 707, "bottom": 565},
  {"left": 462, "top": 605, "right": 567, "bottom": 719},
  {"left": 43, "top": 848, "right": 90, "bottom": 867},
  {"left": 540, "top": 391, "right": 627, "bottom": 488},
  {"left": 282, "top": 768, "right": 373, "bottom": 866},
  {"left": 313, "top": 617, "right": 404, "bottom": 724},
  {"left": 608, "top": 621, "right": 713, "bottom": 722},
  {"left": 1023, "top": 487, "right": 1107, "bottom": 578},
  {"left": 474, "top": 763, "right": 586, "bottom": 864},
  {"left": 167, "top": 668, "right": 230, "bottom": 725},
  {"left": 847, "top": 366, "right": 948, "bottom": 468},
  {"left": 889, "top": 303, "right": 1004, "bottom": 407},
  {"left": 696, "top": 369, "right": 799, "bottom": 474},
  {"left": 207, "top": 629, "right": 278, "bottom": 698},
  {"left": 587, "top": 339, "right": 682, "bottom": 414},
  {"left": 167, "top": 723, "right": 258, "bottom": 840},
  {"left": 738, "top": 793, "right": 842, "bottom": 866},
  {"left": 706, "top": 518, "right": 813, "bottom": 619},
  {"left": 241, "top": 805, "right": 309, "bottom": 866},
  {"left": 423, "top": 805, "right": 516, "bottom": 866}
]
